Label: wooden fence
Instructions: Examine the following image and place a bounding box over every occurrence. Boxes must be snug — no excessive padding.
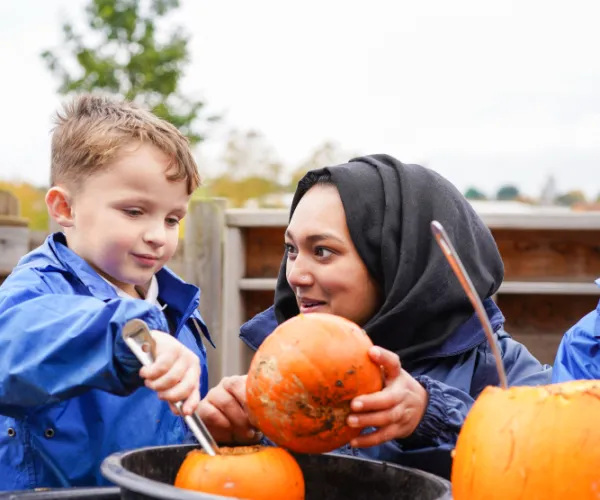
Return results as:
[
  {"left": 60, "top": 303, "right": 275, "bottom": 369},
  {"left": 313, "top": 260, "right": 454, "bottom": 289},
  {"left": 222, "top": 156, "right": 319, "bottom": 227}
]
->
[
  {"left": 186, "top": 200, "right": 600, "bottom": 385},
  {"left": 3, "top": 193, "right": 600, "bottom": 388}
]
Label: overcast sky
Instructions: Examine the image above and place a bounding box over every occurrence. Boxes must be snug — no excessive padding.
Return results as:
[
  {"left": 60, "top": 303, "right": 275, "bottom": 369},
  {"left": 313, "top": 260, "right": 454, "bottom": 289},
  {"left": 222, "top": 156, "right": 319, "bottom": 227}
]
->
[{"left": 2, "top": 0, "right": 600, "bottom": 198}]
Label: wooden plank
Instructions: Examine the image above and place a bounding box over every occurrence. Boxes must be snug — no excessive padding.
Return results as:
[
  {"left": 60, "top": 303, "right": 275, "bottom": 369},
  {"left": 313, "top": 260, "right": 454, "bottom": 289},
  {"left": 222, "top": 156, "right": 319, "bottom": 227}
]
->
[
  {"left": 0, "top": 217, "right": 29, "bottom": 276},
  {"left": 509, "top": 332, "right": 564, "bottom": 366},
  {"left": 184, "top": 198, "right": 226, "bottom": 389},
  {"left": 0, "top": 190, "right": 20, "bottom": 217},
  {"left": 239, "top": 278, "right": 277, "bottom": 290},
  {"left": 227, "top": 209, "right": 288, "bottom": 227},
  {"left": 244, "top": 226, "right": 286, "bottom": 278},
  {"left": 243, "top": 290, "right": 276, "bottom": 323},
  {"left": 239, "top": 278, "right": 600, "bottom": 295},
  {"left": 225, "top": 207, "right": 600, "bottom": 230},
  {"left": 499, "top": 281, "right": 600, "bottom": 295},
  {"left": 221, "top": 227, "right": 250, "bottom": 378},
  {"left": 492, "top": 228, "right": 600, "bottom": 281},
  {"left": 480, "top": 212, "right": 600, "bottom": 230},
  {"left": 498, "top": 293, "right": 600, "bottom": 334}
]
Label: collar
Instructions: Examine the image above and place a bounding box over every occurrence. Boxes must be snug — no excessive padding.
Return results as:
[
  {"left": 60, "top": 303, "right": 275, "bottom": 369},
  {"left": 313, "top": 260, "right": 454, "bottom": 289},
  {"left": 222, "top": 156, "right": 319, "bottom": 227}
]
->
[
  {"left": 46, "top": 233, "right": 200, "bottom": 321},
  {"left": 99, "top": 274, "right": 161, "bottom": 306}
]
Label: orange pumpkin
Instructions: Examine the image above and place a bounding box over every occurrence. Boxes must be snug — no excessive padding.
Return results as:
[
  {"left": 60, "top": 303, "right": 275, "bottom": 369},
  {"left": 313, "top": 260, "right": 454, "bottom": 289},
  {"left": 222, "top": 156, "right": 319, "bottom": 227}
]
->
[
  {"left": 451, "top": 380, "right": 600, "bottom": 499},
  {"left": 174, "top": 445, "right": 305, "bottom": 499},
  {"left": 246, "top": 313, "right": 383, "bottom": 454}
]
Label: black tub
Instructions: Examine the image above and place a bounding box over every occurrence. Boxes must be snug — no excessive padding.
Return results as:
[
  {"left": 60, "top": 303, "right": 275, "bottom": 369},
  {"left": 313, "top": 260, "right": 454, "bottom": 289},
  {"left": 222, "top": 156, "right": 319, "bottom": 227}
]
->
[
  {"left": 0, "top": 488, "right": 120, "bottom": 500},
  {"left": 100, "top": 444, "right": 453, "bottom": 499}
]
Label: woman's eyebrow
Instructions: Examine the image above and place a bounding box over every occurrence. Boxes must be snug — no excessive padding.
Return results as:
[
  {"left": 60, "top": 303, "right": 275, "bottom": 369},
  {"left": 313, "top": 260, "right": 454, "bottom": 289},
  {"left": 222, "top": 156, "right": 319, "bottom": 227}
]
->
[{"left": 285, "top": 229, "right": 344, "bottom": 244}]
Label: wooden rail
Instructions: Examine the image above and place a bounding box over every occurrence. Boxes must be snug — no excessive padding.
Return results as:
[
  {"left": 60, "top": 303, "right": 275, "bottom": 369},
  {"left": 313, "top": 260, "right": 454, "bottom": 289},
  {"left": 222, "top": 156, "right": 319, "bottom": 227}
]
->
[
  {"left": 3, "top": 199, "right": 600, "bottom": 387},
  {"left": 186, "top": 203, "right": 600, "bottom": 384}
]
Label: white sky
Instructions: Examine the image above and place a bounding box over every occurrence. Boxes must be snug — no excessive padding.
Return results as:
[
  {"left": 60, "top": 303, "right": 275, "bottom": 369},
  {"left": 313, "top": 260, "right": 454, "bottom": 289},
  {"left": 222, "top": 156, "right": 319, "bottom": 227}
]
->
[{"left": 1, "top": 0, "right": 600, "bottom": 198}]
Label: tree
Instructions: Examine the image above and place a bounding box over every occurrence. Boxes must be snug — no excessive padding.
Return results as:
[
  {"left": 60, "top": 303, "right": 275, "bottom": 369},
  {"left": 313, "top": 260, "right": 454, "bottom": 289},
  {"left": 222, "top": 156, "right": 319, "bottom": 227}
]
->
[
  {"left": 288, "top": 141, "right": 352, "bottom": 191},
  {"left": 464, "top": 187, "right": 487, "bottom": 200},
  {"left": 221, "top": 129, "right": 283, "bottom": 181},
  {"left": 496, "top": 185, "right": 520, "bottom": 201},
  {"left": 556, "top": 190, "right": 587, "bottom": 207},
  {"left": 41, "top": 0, "right": 216, "bottom": 144},
  {"left": 200, "top": 129, "right": 285, "bottom": 208}
]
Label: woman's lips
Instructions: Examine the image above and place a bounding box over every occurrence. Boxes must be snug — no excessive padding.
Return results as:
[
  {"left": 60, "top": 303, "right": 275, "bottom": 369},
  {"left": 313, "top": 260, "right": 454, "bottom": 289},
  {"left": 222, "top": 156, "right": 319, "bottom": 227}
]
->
[{"left": 298, "top": 299, "right": 326, "bottom": 314}]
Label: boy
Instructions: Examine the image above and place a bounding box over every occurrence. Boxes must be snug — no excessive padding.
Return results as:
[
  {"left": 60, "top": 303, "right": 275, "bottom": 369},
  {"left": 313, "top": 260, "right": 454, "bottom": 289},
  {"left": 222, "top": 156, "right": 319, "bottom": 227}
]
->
[
  {"left": 0, "top": 94, "right": 214, "bottom": 490},
  {"left": 552, "top": 289, "right": 600, "bottom": 382}
]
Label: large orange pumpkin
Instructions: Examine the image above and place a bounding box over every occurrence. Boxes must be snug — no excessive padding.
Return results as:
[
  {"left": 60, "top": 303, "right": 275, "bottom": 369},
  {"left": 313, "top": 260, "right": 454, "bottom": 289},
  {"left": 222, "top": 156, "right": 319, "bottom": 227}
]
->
[
  {"left": 451, "top": 379, "right": 600, "bottom": 499},
  {"left": 245, "top": 313, "right": 383, "bottom": 454},
  {"left": 174, "top": 445, "right": 304, "bottom": 499}
]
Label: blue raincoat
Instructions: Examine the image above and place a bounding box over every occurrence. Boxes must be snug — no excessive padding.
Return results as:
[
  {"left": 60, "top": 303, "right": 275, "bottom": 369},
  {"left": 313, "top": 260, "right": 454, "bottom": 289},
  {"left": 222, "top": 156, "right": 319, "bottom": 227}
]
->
[
  {"left": 0, "top": 233, "right": 212, "bottom": 490},
  {"left": 552, "top": 282, "right": 600, "bottom": 382}
]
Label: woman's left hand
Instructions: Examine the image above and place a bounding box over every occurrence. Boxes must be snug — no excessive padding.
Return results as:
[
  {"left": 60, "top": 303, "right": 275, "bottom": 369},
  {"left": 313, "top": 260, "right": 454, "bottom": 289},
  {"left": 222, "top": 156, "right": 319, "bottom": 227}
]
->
[{"left": 346, "top": 346, "right": 428, "bottom": 448}]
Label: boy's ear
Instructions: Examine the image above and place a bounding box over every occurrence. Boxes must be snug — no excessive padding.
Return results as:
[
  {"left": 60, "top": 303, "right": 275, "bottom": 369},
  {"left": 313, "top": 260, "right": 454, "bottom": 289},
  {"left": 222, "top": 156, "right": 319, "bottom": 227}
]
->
[{"left": 45, "top": 186, "right": 74, "bottom": 228}]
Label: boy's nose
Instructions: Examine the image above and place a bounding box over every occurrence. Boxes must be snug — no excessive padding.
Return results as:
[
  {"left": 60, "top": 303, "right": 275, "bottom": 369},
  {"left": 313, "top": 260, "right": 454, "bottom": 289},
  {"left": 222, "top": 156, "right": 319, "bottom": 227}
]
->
[{"left": 143, "top": 223, "right": 167, "bottom": 247}]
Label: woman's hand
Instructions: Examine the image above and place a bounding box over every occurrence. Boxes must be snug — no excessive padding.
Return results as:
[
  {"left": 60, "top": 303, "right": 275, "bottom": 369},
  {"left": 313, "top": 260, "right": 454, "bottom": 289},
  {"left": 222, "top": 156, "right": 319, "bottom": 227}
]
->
[
  {"left": 346, "top": 346, "right": 428, "bottom": 448},
  {"left": 196, "top": 375, "right": 262, "bottom": 445}
]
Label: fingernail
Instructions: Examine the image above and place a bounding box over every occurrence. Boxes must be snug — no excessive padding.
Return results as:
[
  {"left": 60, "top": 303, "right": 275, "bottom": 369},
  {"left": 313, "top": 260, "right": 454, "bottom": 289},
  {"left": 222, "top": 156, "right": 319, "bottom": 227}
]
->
[
  {"left": 372, "top": 347, "right": 381, "bottom": 358},
  {"left": 352, "top": 400, "right": 363, "bottom": 411},
  {"left": 347, "top": 416, "right": 359, "bottom": 427},
  {"left": 246, "top": 429, "right": 256, "bottom": 439},
  {"left": 350, "top": 439, "right": 359, "bottom": 448}
]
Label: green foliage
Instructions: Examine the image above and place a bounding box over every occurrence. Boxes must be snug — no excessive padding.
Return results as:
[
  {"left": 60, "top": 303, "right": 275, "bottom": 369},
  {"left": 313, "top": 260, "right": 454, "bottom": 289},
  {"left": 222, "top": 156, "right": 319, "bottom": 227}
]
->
[
  {"left": 464, "top": 187, "right": 487, "bottom": 200},
  {"left": 555, "top": 190, "right": 587, "bottom": 206},
  {"left": 41, "top": 0, "right": 216, "bottom": 144},
  {"left": 496, "top": 184, "right": 520, "bottom": 201}
]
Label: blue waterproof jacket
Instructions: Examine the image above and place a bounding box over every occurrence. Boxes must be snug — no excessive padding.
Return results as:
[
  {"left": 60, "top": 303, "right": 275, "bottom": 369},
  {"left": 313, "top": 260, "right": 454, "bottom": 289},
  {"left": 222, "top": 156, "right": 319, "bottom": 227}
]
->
[
  {"left": 552, "top": 282, "right": 600, "bottom": 382},
  {"left": 240, "top": 300, "right": 552, "bottom": 478},
  {"left": 0, "top": 233, "right": 212, "bottom": 491}
]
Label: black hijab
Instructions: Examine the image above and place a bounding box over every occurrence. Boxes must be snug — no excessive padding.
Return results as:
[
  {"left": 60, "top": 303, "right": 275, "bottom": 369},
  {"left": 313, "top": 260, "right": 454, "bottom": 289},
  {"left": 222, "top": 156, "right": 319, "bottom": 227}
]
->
[{"left": 274, "top": 154, "right": 504, "bottom": 363}]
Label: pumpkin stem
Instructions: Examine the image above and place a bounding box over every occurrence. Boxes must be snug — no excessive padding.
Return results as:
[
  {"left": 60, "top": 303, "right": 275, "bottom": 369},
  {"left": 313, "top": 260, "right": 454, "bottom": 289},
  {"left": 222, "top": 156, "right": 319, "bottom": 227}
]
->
[{"left": 431, "top": 221, "right": 508, "bottom": 389}]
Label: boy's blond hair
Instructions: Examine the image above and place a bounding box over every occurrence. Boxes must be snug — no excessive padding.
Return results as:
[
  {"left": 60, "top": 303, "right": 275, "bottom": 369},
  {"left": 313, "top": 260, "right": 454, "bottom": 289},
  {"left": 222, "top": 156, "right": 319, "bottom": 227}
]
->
[{"left": 50, "top": 93, "right": 201, "bottom": 194}]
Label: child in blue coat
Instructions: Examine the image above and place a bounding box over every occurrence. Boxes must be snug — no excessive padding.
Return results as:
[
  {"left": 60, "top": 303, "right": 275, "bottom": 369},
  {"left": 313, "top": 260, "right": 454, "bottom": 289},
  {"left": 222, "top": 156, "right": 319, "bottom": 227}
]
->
[
  {"left": 0, "top": 94, "right": 213, "bottom": 490},
  {"left": 552, "top": 285, "right": 600, "bottom": 382}
]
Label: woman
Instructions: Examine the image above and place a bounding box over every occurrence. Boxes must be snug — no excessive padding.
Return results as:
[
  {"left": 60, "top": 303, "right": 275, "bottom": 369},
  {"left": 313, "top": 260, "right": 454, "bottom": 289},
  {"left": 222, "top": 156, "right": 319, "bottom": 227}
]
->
[{"left": 199, "top": 154, "right": 552, "bottom": 478}]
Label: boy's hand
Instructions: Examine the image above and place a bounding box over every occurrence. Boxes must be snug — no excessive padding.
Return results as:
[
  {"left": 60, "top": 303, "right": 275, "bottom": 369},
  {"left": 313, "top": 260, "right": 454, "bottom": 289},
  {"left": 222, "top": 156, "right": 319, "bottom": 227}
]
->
[
  {"left": 139, "top": 330, "right": 201, "bottom": 416},
  {"left": 197, "top": 375, "right": 262, "bottom": 445}
]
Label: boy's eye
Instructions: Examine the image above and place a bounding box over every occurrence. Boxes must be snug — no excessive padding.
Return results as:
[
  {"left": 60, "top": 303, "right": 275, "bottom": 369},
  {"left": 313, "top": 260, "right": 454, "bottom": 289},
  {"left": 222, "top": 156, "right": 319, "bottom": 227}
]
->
[
  {"left": 123, "top": 208, "right": 143, "bottom": 217},
  {"left": 166, "top": 217, "right": 180, "bottom": 227}
]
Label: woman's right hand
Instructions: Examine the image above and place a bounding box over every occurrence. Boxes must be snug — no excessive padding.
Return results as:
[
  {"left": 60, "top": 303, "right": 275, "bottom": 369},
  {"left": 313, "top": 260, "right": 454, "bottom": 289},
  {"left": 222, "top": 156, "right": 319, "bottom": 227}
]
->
[{"left": 197, "top": 375, "right": 262, "bottom": 445}]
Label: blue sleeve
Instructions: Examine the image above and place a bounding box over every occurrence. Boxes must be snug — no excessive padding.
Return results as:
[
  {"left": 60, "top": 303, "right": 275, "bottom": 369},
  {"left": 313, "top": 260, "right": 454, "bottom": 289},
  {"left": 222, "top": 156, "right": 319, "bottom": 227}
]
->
[
  {"left": 0, "top": 269, "right": 168, "bottom": 417},
  {"left": 552, "top": 322, "right": 600, "bottom": 383},
  {"left": 392, "top": 330, "right": 553, "bottom": 452}
]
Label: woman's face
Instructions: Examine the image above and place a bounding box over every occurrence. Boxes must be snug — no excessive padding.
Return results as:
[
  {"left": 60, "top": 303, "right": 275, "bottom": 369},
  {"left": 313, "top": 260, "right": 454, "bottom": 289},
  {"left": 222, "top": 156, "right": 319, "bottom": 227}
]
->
[{"left": 284, "top": 184, "right": 381, "bottom": 326}]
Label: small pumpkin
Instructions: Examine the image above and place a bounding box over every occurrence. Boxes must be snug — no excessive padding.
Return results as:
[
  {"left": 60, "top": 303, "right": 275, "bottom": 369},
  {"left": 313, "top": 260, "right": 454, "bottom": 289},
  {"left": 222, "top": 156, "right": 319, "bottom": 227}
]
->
[
  {"left": 174, "top": 445, "right": 304, "bottom": 499},
  {"left": 451, "top": 379, "right": 600, "bottom": 499},
  {"left": 246, "top": 313, "right": 383, "bottom": 454}
]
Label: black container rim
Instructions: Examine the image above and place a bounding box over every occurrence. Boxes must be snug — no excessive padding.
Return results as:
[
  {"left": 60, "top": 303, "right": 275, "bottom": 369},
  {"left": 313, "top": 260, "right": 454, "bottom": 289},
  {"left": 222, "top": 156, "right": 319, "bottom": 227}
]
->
[
  {"left": 101, "top": 444, "right": 243, "bottom": 500},
  {"left": 0, "top": 487, "right": 120, "bottom": 499},
  {"left": 100, "top": 444, "right": 453, "bottom": 500}
]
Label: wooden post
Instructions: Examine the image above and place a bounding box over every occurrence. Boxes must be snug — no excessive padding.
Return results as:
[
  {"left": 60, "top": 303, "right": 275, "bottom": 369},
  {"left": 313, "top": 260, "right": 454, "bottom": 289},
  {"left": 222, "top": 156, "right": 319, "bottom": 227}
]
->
[
  {"left": 184, "top": 198, "right": 227, "bottom": 389},
  {"left": 221, "top": 225, "right": 249, "bottom": 377},
  {"left": 0, "top": 190, "right": 29, "bottom": 282}
]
